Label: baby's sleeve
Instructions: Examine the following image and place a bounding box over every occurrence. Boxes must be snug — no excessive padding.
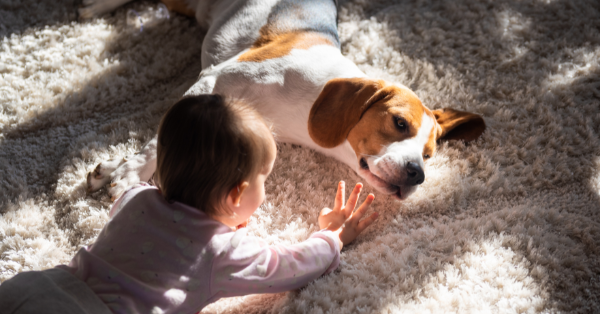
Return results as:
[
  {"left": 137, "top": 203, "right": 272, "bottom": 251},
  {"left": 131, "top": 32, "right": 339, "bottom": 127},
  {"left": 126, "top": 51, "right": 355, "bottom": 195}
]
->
[{"left": 209, "top": 229, "right": 340, "bottom": 297}]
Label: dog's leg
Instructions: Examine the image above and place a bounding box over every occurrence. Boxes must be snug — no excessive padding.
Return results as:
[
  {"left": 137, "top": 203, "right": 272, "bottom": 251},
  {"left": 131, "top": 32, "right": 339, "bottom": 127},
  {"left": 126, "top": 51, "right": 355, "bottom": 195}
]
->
[
  {"left": 87, "top": 137, "right": 157, "bottom": 201},
  {"left": 87, "top": 158, "right": 126, "bottom": 192},
  {"left": 79, "top": 0, "right": 136, "bottom": 19}
]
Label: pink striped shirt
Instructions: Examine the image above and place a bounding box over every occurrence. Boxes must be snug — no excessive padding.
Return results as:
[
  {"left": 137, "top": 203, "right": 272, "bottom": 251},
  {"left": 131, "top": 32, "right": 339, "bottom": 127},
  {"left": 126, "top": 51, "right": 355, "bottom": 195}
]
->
[{"left": 58, "top": 185, "right": 340, "bottom": 313}]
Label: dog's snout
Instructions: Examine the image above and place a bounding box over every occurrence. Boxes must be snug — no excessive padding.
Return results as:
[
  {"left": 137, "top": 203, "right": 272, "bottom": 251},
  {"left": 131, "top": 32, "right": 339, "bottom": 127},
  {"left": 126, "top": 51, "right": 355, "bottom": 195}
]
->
[{"left": 406, "top": 162, "right": 424, "bottom": 186}]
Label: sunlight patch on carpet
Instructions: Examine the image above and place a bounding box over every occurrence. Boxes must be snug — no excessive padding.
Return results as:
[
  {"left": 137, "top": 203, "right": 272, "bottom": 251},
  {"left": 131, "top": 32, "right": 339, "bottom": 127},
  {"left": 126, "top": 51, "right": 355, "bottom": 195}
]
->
[
  {"left": 497, "top": 10, "right": 531, "bottom": 64},
  {"left": 0, "top": 21, "right": 119, "bottom": 132},
  {"left": 543, "top": 47, "right": 600, "bottom": 89},
  {"left": 0, "top": 198, "right": 72, "bottom": 280},
  {"left": 591, "top": 157, "right": 600, "bottom": 196},
  {"left": 382, "top": 236, "right": 546, "bottom": 313}
]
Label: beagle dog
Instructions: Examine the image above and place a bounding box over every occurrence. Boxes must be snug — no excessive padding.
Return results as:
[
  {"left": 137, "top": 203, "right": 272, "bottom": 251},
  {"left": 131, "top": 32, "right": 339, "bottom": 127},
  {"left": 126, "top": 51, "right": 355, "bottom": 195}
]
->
[{"left": 85, "top": 0, "right": 485, "bottom": 200}]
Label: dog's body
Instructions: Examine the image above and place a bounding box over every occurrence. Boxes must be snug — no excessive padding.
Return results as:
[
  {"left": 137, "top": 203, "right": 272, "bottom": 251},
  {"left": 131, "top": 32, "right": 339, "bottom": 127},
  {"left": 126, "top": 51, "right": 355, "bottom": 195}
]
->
[
  {"left": 86, "top": 0, "right": 486, "bottom": 200},
  {"left": 188, "top": 0, "right": 357, "bottom": 163}
]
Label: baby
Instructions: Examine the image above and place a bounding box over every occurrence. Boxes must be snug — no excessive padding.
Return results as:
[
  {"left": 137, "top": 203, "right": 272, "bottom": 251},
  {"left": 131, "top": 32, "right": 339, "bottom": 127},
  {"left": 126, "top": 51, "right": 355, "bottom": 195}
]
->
[{"left": 0, "top": 95, "right": 378, "bottom": 313}]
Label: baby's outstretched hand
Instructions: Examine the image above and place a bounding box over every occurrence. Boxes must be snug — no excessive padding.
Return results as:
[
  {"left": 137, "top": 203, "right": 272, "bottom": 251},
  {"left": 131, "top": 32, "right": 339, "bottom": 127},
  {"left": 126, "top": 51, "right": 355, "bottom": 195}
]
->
[
  {"left": 319, "top": 181, "right": 361, "bottom": 231},
  {"left": 318, "top": 181, "right": 378, "bottom": 249},
  {"left": 337, "top": 193, "right": 377, "bottom": 247}
]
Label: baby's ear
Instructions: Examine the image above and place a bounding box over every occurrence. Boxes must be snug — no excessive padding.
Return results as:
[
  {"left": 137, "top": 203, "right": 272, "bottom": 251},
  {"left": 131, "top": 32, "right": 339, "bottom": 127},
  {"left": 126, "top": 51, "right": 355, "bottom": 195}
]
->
[{"left": 229, "top": 182, "right": 250, "bottom": 206}]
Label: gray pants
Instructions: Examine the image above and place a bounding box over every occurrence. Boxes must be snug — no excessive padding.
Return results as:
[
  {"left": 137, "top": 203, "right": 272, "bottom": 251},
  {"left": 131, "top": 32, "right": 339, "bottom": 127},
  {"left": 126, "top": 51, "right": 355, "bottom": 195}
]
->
[{"left": 0, "top": 268, "right": 111, "bottom": 314}]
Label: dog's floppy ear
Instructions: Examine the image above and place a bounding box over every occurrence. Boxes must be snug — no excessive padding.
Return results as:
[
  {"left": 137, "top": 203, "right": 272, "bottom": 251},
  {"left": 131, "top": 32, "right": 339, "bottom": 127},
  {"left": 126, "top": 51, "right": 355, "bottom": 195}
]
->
[
  {"left": 309, "top": 78, "right": 386, "bottom": 148},
  {"left": 161, "top": 0, "right": 196, "bottom": 17},
  {"left": 432, "top": 108, "right": 486, "bottom": 142}
]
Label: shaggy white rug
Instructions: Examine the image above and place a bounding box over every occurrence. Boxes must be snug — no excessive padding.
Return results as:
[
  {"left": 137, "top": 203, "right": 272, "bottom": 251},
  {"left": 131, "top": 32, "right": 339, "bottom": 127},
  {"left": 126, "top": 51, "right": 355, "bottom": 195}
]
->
[{"left": 1, "top": 0, "right": 600, "bottom": 312}]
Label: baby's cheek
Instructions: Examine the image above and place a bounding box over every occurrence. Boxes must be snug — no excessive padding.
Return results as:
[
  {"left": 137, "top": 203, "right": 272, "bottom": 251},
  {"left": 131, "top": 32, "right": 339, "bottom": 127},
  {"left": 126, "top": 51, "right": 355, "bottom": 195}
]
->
[{"left": 259, "top": 186, "right": 266, "bottom": 205}]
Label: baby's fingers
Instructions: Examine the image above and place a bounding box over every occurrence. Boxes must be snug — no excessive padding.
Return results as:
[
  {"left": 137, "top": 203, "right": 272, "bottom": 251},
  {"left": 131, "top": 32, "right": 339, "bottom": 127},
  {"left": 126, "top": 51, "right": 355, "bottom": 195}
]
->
[
  {"left": 351, "top": 193, "right": 375, "bottom": 221},
  {"left": 333, "top": 181, "right": 345, "bottom": 211},
  {"left": 344, "top": 183, "right": 363, "bottom": 217},
  {"left": 357, "top": 212, "right": 379, "bottom": 233}
]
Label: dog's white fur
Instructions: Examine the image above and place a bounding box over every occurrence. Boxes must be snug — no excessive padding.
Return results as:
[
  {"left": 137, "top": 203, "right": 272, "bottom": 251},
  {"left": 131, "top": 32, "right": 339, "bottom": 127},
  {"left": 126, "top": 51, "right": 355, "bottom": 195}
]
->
[{"left": 86, "top": 0, "right": 481, "bottom": 200}]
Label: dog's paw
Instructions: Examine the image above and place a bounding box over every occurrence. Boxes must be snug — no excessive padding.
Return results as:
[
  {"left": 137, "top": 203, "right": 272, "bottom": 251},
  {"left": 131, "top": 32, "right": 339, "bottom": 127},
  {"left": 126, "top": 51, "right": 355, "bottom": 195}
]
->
[
  {"left": 88, "top": 137, "right": 158, "bottom": 201},
  {"left": 106, "top": 156, "right": 149, "bottom": 201},
  {"left": 87, "top": 158, "right": 126, "bottom": 193},
  {"left": 108, "top": 181, "right": 130, "bottom": 202}
]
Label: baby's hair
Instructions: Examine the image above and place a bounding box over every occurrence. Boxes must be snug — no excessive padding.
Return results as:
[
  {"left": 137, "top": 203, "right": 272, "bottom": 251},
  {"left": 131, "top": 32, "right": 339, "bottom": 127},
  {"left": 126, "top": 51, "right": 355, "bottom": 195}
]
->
[{"left": 155, "top": 94, "right": 275, "bottom": 216}]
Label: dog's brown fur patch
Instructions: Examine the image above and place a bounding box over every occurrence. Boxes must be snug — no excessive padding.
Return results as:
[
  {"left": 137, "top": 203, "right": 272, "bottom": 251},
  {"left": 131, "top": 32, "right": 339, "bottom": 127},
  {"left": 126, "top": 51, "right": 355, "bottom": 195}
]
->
[
  {"left": 309, "top": 78, "right": 385, "bottom": 148},
  {"left": 160, "top": 0, "right": 195, "bottom": 17},
  {"left": 423, "top": 111, "right": 439, "bottom": 158},
  {"left": 347, "top": 86, "right": 428, "bottom": 158},
  {"left": 432, "top": 108, "right": 486, "bottom": 142},
  {"left": 238, "top": 28, "right": 334, "bottom": 62}
]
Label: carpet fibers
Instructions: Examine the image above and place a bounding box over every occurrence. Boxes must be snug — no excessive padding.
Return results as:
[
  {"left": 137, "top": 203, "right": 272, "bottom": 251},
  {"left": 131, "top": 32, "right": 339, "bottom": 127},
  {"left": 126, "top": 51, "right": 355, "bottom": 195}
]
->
[{"left": 1, "top": 0, "right": 600, "bottom": 313}]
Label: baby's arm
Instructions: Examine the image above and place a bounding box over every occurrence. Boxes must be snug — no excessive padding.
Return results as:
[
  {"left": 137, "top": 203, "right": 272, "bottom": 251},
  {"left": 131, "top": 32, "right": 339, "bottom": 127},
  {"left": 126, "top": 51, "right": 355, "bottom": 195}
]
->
[
  {"left": 209, "top": 229, "right": 340, "bottom": 297},
  {"left": 208, "top": 181, "right": 377, "bottom": 298}
]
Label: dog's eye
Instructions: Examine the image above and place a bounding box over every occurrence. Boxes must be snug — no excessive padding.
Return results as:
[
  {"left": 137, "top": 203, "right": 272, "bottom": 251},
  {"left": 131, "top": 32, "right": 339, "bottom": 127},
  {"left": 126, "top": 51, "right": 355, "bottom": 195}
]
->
[
  {"left": 424, "top": 154, "right": 431, "bottom": 160},
  {"left": 394, "top": 117, "right": 407, "bottom": 132}
]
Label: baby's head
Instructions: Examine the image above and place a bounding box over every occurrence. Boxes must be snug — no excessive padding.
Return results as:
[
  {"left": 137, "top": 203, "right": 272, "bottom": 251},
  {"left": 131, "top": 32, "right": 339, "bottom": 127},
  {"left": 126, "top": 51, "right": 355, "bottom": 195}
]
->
[{"left": 156, "top": 94, "right": 276, "bottom": 227}]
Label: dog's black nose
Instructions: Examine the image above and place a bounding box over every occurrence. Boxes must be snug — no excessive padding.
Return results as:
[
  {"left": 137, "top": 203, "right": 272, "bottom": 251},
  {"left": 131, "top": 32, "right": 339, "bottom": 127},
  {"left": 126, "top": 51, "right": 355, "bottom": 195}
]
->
[{"left": 406, "top": 162, "right": 425, "bottom": 186}]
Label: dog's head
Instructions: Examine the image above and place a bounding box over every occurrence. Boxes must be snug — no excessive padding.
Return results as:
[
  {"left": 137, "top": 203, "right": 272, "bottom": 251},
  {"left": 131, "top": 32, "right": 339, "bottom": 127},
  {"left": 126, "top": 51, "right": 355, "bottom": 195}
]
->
[{"left": 309, "top": 78, "right": 486, "bottom": 200}]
